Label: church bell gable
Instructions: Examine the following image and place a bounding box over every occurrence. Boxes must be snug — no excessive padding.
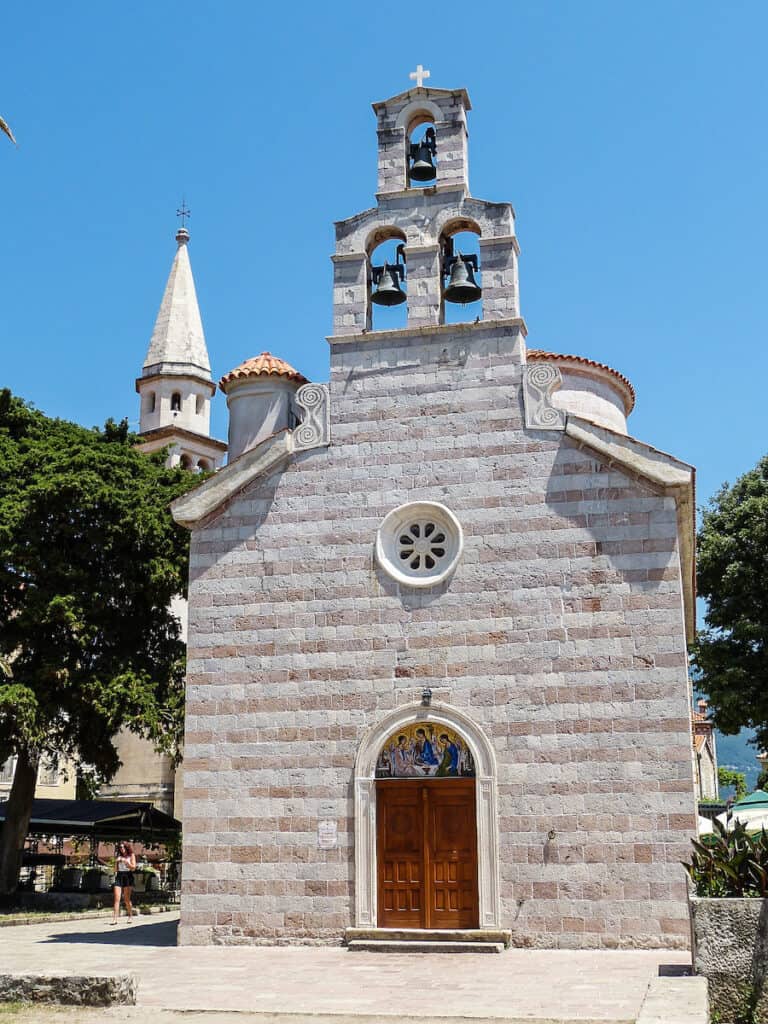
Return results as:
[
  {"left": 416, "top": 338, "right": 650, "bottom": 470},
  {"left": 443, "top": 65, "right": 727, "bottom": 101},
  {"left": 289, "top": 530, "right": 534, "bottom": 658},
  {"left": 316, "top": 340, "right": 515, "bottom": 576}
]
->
[{"left": 332, "top": 83, "right": 521, "bottom": 337}]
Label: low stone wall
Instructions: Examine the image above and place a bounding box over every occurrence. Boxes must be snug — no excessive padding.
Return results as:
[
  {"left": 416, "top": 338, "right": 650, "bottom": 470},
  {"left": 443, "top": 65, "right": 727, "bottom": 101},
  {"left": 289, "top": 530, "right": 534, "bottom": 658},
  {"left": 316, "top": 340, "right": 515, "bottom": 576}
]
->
[
  {"left": 16, "top": 891, "right": 110, "bottom": 912},
  {"left": 0, "top": 973, "right": 137, "bottom": 1006},
  {"left": 690, "top": 896, "right": 768, "bottom": 1021}
]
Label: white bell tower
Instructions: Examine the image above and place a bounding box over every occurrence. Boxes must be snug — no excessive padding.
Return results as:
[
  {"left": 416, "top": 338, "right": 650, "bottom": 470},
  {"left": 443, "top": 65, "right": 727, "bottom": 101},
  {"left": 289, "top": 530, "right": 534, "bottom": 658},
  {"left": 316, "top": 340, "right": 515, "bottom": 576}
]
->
[{"left": 135, "top": 212, "right": 226, "bottom": 471}]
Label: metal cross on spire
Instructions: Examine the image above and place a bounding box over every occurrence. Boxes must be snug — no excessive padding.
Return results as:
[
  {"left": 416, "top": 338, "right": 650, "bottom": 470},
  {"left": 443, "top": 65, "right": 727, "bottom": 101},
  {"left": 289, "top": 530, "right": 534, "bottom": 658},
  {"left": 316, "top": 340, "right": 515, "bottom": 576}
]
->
[
  {"left": 176, "top": 198, "right": 191, "bottom": 228},
  {"left": 409, "top": 64, "right": 430, "bottom": 88}
]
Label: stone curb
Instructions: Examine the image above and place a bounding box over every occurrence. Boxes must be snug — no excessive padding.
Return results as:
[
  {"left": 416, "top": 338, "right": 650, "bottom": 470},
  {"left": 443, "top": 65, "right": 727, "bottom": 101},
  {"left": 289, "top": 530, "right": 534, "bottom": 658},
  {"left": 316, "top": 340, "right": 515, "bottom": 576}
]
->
[
  {"left": 0, "top": 906, "right": 177, "bottom": 927},
  {"left": 0, "top": 972, "right": 137, "bottom": 1006},
  {"left": 636, "top": 976, "right": 708, "bottom": 1024},
  {"left": 133, "top": 1015, "right": 633, "bottom": 1024}
]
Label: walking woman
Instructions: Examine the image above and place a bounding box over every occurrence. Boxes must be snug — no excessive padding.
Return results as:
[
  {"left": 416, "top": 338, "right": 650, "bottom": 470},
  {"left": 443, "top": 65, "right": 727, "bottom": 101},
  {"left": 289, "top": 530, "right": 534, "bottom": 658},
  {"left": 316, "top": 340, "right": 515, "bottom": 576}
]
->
[{"left": 111, "top": 841, "right": 137, "bottom": 924}]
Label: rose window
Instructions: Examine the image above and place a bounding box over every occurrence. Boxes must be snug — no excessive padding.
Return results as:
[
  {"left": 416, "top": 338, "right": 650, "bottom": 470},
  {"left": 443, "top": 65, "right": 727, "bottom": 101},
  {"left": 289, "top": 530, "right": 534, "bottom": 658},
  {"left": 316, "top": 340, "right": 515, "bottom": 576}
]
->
[
  {"left": 376, "top": 502, "right": 463, "bottom": 588},
  {"left": 397, "top": 520, "right": 447, "bottom": 573}
]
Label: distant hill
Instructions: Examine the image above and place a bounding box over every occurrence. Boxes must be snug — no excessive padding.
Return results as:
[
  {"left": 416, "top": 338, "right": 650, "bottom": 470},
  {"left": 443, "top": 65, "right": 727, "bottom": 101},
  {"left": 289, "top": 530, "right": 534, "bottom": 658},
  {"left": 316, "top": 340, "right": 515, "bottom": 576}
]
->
[{"left": 716, "top": 728, "right": 761, "bottom": 791}]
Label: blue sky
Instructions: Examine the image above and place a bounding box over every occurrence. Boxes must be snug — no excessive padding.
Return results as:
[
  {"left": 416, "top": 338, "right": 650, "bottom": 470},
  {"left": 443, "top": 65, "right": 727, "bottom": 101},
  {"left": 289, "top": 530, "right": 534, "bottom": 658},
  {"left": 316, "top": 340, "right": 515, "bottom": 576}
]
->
[
  {"left": 2, "top": 2, "right": 767, "bottom": 513},
  {"left": 2, "top": 2, "right": 766, "bottom": 780}
]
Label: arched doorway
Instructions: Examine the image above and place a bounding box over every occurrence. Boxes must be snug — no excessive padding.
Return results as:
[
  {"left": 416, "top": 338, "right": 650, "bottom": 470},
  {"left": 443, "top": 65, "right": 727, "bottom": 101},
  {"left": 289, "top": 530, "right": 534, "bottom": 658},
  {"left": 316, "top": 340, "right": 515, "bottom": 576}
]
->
[{"left": 353, "top": 703, "right": 500, "bottom": 930}]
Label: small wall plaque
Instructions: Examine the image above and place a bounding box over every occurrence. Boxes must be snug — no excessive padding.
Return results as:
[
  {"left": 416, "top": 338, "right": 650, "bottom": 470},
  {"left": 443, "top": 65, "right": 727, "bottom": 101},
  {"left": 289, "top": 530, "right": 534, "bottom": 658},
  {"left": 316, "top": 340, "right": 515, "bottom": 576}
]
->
[{"left": 317, "top": 819, "right": 338, "bottom": 849}]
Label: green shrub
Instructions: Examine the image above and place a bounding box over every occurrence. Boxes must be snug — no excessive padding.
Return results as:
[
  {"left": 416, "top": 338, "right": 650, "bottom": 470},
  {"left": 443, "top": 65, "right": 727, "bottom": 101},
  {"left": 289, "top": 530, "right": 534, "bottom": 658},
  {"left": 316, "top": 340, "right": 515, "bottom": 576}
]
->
[{"left": 683, "top": 818, "right": 768, "bottom": 897}]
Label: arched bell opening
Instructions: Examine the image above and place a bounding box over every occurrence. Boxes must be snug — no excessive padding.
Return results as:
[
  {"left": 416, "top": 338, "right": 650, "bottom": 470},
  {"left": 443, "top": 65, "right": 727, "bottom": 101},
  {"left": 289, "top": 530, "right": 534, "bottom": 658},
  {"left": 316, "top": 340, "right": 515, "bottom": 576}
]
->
[
  {"left": 196, "top": 458, "right": 211, "bottom": 473},
  {"left": 439, "top": 224, "right": 483, "bottom": 325},
  {"left": 406, "top": 118, "right": 438, "bottom": 189},
  {"left": 178, "top": 453, "right": 193, "bottom": 471},
  {"left": 367, "top": 228, "right": 408, "bottom": 332},
  {"left": 170, "top": 391, "right": 183, "bottom": 413}
]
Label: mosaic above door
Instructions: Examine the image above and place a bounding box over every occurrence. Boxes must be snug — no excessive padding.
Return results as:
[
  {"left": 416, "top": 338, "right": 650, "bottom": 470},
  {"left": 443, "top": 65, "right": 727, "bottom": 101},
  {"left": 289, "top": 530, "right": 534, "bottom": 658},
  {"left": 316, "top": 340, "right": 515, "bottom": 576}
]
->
[{"left": 375, "top": 723, "right": 476, "bottom": 779}]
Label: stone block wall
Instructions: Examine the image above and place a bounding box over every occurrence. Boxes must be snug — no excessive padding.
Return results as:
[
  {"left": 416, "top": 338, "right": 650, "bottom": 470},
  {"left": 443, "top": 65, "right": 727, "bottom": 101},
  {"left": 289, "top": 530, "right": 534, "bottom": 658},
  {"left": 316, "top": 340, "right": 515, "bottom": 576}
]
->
[
  {"left": 690, "top": 896, "right": 768, "bottom": 1021},
  {"left": 179, "top": 322, "right": 696, "bottom": 947}
]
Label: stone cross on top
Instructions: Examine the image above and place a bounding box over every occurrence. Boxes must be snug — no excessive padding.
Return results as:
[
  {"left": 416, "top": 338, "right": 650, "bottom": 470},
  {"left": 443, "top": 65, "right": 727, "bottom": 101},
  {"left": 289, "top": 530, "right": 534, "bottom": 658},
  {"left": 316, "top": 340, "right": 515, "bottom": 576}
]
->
[{"left": 409, "top": 64, "right": 430, "bottom": 88}]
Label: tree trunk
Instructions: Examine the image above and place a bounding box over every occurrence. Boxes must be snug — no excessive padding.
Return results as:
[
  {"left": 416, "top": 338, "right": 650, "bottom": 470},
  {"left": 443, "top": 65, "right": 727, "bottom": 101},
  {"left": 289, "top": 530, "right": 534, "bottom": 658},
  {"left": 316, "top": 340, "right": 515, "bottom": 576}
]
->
[{"left": 0, "top": 747, "right": 39, "bottom": 900}]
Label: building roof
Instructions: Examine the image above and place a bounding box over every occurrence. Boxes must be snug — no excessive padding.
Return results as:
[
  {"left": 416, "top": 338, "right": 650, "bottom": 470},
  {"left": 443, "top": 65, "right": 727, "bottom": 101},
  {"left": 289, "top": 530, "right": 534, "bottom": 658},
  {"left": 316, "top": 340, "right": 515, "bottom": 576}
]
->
[
  {"left": 527, "top": 349, "right": 636, "bottom": 413},
  {"left": 733, "top": 789, "right": 768, "bottom": 810},
  {"left": 371, "top": 86, "right": 472, "bottom": 113},
  {"left": 135, "top": 423, "right": 228, "bottom": 452},
  {"left": 219, "top": 352, "right": 308, "bottom": 391},
  {"left": 0, "top": 798, "right": 180, "bottom": 841},
  {"left": 141, "top": 228, "right": 212, "bottom": 382}
]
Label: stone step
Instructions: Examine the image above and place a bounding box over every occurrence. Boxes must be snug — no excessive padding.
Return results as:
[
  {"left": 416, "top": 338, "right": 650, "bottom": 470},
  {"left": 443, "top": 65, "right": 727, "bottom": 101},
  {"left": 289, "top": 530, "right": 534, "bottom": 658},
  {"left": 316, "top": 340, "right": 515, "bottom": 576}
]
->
[
  {"left": 347, "top": 939, "right": 505, "bottom": 954},
  {"left": 345, "top": 927, "right": 511, "bottom": 946}
]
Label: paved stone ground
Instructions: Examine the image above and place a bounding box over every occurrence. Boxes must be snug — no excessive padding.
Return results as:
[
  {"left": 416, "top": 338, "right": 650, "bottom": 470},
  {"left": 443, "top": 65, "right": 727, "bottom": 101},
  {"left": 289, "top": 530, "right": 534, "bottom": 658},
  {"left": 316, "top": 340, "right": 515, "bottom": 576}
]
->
[{"left": 0, "top": 913, "right": 701, "bottom": 1023}]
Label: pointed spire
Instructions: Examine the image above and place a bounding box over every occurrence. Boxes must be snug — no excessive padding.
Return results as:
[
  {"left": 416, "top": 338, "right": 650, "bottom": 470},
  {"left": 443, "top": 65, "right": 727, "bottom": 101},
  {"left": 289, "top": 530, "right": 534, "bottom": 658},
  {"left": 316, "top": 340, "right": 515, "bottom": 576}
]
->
[{"left": 141, "top": 221, "right": 211, "bottom": 381}]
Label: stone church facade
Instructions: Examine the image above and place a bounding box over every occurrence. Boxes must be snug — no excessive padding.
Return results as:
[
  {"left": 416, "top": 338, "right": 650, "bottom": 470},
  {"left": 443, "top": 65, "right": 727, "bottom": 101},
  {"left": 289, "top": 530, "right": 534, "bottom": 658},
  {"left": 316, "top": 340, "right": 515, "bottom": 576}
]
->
[{"left": 172, "top": 83, "right": 697, "bottom": 949}]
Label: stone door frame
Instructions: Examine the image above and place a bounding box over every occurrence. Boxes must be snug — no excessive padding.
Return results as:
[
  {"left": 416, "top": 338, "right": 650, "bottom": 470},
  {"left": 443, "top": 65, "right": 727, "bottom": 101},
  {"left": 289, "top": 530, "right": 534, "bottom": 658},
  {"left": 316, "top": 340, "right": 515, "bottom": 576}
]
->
[{"left": 353, "top": 701, "right": 501, "bottom": 929}]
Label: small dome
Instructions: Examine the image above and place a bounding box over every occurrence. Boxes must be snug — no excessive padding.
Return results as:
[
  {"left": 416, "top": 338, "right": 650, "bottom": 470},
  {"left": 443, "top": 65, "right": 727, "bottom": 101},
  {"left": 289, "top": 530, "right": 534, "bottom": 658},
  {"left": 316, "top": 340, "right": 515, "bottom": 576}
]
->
[
  {"left": 527, "top": 350, "right": 635, "bottom": 413},
  {"left": 527, "top": 349, "right": 635, "bottom": 434},
  {"left": 219, "top": 352, "right": 308, "bottom": 392}
]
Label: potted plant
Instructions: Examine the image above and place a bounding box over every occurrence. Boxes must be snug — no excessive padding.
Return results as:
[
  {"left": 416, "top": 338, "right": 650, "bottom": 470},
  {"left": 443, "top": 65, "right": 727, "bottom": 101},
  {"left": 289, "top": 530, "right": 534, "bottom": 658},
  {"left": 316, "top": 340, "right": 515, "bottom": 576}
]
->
[
  {"left": 132, "top": 863, "right": 159, "bottom": 894},
  {"left": 684, "top": 819, "right": 768, "bottom": 1022}
]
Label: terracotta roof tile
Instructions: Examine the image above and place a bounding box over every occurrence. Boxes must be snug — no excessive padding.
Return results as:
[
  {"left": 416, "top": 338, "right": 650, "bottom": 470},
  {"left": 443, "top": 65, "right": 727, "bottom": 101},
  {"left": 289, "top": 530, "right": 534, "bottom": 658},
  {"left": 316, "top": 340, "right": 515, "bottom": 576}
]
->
[
  {"left": 219, "top": 352, "right": 308, "bottom": 391},
  {"left": 527, "top": 349, "right": 636, "bottom": 413}
]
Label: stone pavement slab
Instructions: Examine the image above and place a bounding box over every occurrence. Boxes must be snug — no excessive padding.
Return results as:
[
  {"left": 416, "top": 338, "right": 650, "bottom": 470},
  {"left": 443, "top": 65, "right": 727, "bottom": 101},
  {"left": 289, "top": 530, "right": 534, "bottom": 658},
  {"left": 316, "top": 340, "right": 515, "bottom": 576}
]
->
[
  {"left": 635, "top": 977, "right": 708, "bottom": 1024},
  {"left": 0, "top": 913, "right": 695, "bottom": 1023}
]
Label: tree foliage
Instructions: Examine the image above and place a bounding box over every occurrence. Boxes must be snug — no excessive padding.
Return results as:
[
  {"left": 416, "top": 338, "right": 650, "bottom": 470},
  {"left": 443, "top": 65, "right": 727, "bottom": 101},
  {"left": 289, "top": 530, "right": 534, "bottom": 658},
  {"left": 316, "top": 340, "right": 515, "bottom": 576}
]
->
[
  {"left": 718, "top": 767, "right": 748, "bottom": 802},
  {"left": 692, "top": 456, "right": 768, "bottom": 751},
  {"left": 0, "top": 390, "right": 198, "bottom": 892}
]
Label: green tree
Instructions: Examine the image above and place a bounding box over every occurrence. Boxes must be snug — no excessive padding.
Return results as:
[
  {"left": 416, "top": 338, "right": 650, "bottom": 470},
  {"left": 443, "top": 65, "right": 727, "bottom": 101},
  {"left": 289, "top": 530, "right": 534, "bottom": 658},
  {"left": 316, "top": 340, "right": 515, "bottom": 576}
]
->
[
  {"left": 0, "top": 390, "right": 198, "bottom": 896},
  {"left": 692, "top": 456, "right": 768, "bottom": 751},
  {"left": 718, "top": 767, "right": 748, "bottom": 801}
]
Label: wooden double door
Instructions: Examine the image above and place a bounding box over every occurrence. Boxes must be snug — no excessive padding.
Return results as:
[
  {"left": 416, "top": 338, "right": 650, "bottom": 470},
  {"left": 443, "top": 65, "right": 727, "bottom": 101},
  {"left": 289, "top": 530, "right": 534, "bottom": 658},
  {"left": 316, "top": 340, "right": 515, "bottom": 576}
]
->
[{"left": 376, "top": 778, "right": 478, "bottom": 929}]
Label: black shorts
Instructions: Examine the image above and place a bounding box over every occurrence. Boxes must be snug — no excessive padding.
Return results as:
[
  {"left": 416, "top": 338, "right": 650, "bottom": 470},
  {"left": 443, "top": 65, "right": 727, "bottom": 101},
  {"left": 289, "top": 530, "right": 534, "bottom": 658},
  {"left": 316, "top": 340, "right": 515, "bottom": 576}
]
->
[{"left": 115, "top": 871, "right": 134, "bottom": 888}]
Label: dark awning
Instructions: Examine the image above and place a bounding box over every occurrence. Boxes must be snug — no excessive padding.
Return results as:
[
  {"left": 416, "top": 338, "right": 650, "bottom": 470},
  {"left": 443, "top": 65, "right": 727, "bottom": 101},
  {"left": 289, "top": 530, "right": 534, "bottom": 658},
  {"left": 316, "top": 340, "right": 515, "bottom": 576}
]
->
[
  {"left": 0, "top": 798, "right": 181, "bottom": 842},
  {"left": 22, "top": 852, "right": 66, "bottom": 866}
]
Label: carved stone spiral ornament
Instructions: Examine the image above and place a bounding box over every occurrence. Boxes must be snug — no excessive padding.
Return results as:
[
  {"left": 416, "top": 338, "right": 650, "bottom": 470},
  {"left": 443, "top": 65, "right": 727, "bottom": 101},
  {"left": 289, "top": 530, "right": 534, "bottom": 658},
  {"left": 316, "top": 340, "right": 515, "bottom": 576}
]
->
[
  {"left": 523, "top": 362, "right": 566, "bottom": 431},
  {"left": 527, "top": 363, "right": 559, "bottom": 389},
  {"left": 292, "top": 383, "right": 331, "bottom": 452}
]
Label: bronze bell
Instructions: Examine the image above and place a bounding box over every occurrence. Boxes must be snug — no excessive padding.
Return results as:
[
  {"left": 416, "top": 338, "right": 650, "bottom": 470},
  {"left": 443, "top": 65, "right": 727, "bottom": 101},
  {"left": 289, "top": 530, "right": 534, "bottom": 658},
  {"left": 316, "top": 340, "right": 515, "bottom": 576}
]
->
[
  {"left": 371, "top": 261, "right": 406, "bottom": 306},
  {"left": 409, "top": 127, "right": 437, "bottom": 182},
  {"left": 444, "top": 253, "right": 482, "bottom": 305}
]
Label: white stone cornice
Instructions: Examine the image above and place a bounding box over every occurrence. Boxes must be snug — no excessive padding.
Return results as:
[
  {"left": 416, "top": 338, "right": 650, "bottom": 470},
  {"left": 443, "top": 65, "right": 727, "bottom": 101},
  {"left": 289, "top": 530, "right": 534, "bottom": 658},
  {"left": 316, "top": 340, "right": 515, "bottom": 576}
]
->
[
  {"left": 375, "top": 183, "right": 468, "bottom": 202},
  {"left": 478, "top": 233, "right": 521, "bottom": 255},
  {"left": 327, "top": 316, "right": 527, "bottom": 346},
  {"left": 402, "top": 242, "right": 441, "bottom": 255},
  {"left": 170, "top": 384, "right": 331, "bottom": 530},
  {"left": 564, "top": 418, "right": 694, "bottom": 489},
  {"left": 330, "top": 252, "right": 367, "bottom": 263},
  {"left": 170, "top": 431, "right": 292, "bottom": 528},
  {"left": 564, "top": 416, "right": 696, "bottom": 643}
]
